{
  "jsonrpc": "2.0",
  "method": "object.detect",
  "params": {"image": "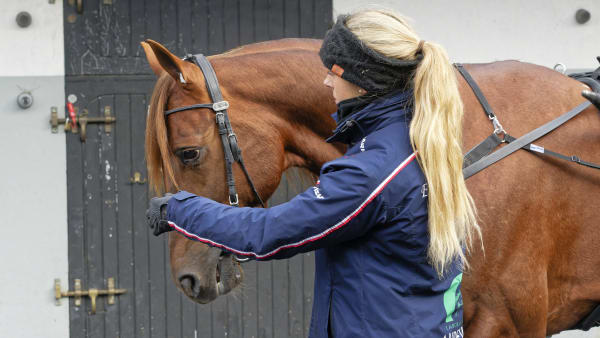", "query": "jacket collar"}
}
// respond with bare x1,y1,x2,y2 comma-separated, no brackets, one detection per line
326,89,413,144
